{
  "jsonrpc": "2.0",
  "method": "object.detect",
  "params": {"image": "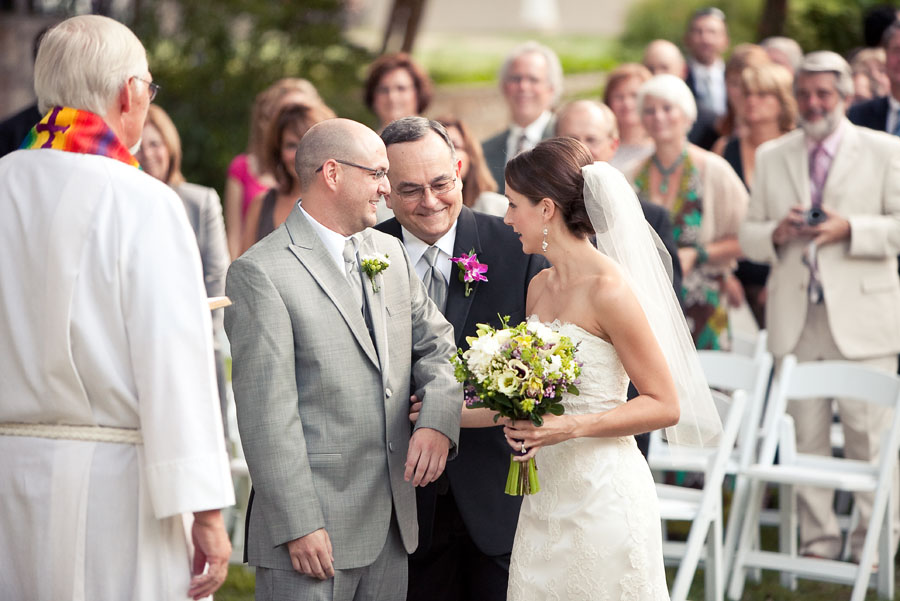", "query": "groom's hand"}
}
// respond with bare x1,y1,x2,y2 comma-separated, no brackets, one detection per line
286,528,335,580
405,427,450,486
